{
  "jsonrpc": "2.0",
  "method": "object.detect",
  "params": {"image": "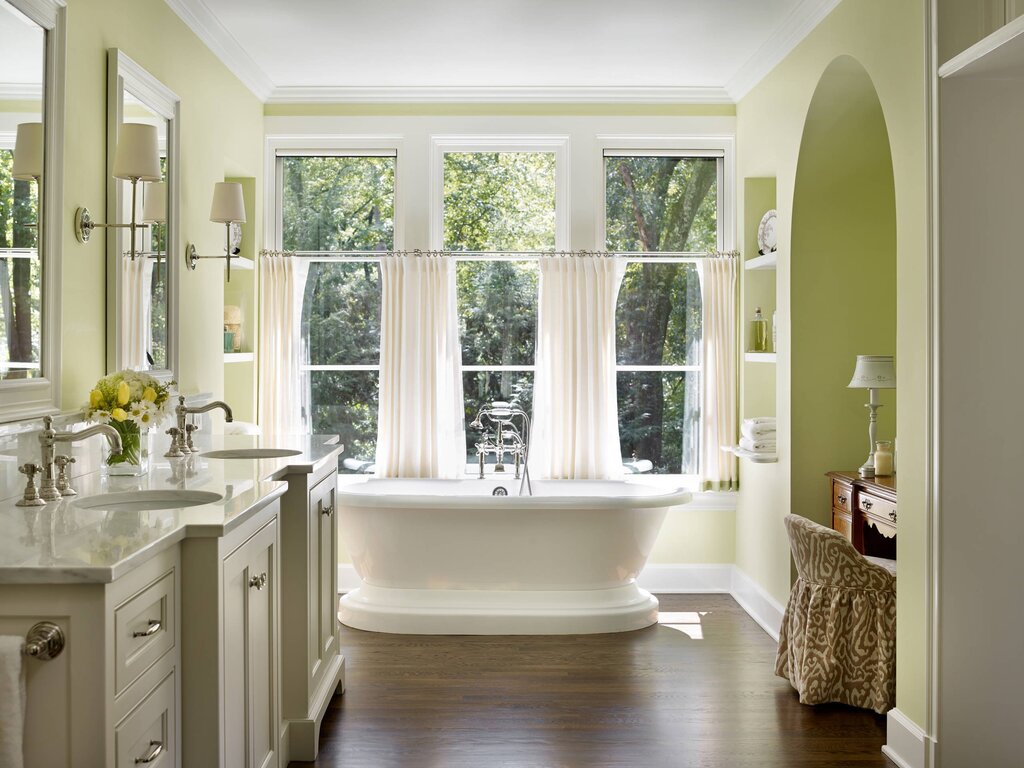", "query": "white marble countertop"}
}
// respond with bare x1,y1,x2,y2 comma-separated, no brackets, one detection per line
0,433,342,584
